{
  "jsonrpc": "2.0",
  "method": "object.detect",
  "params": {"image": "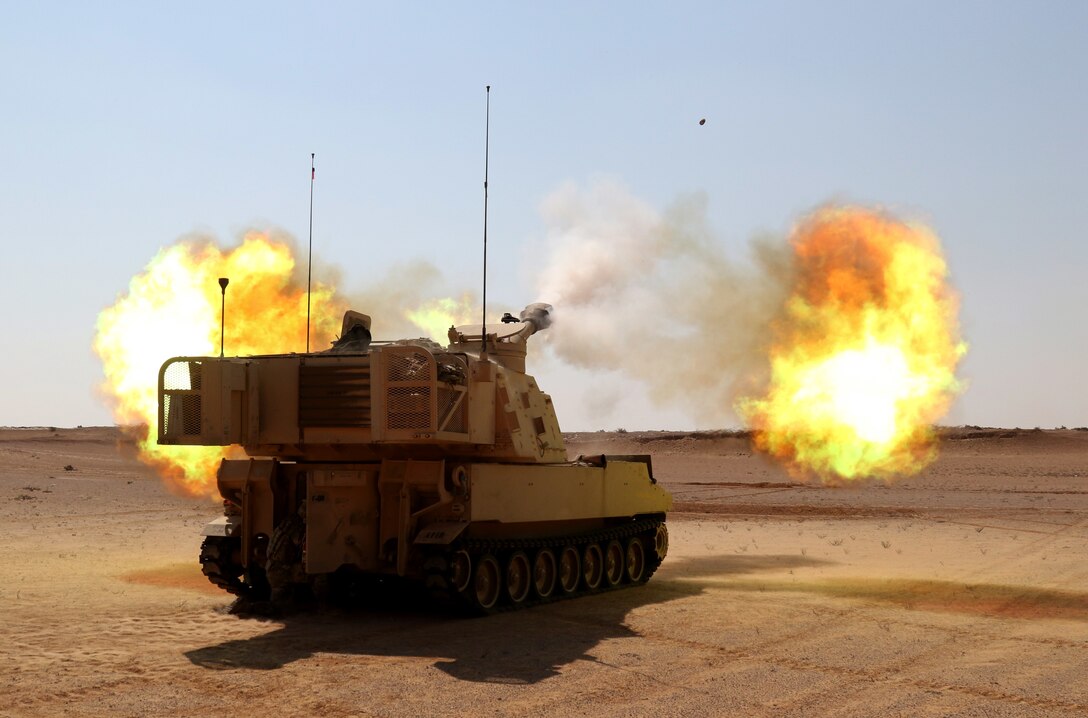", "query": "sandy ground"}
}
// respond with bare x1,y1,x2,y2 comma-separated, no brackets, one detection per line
1,426,1086,717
